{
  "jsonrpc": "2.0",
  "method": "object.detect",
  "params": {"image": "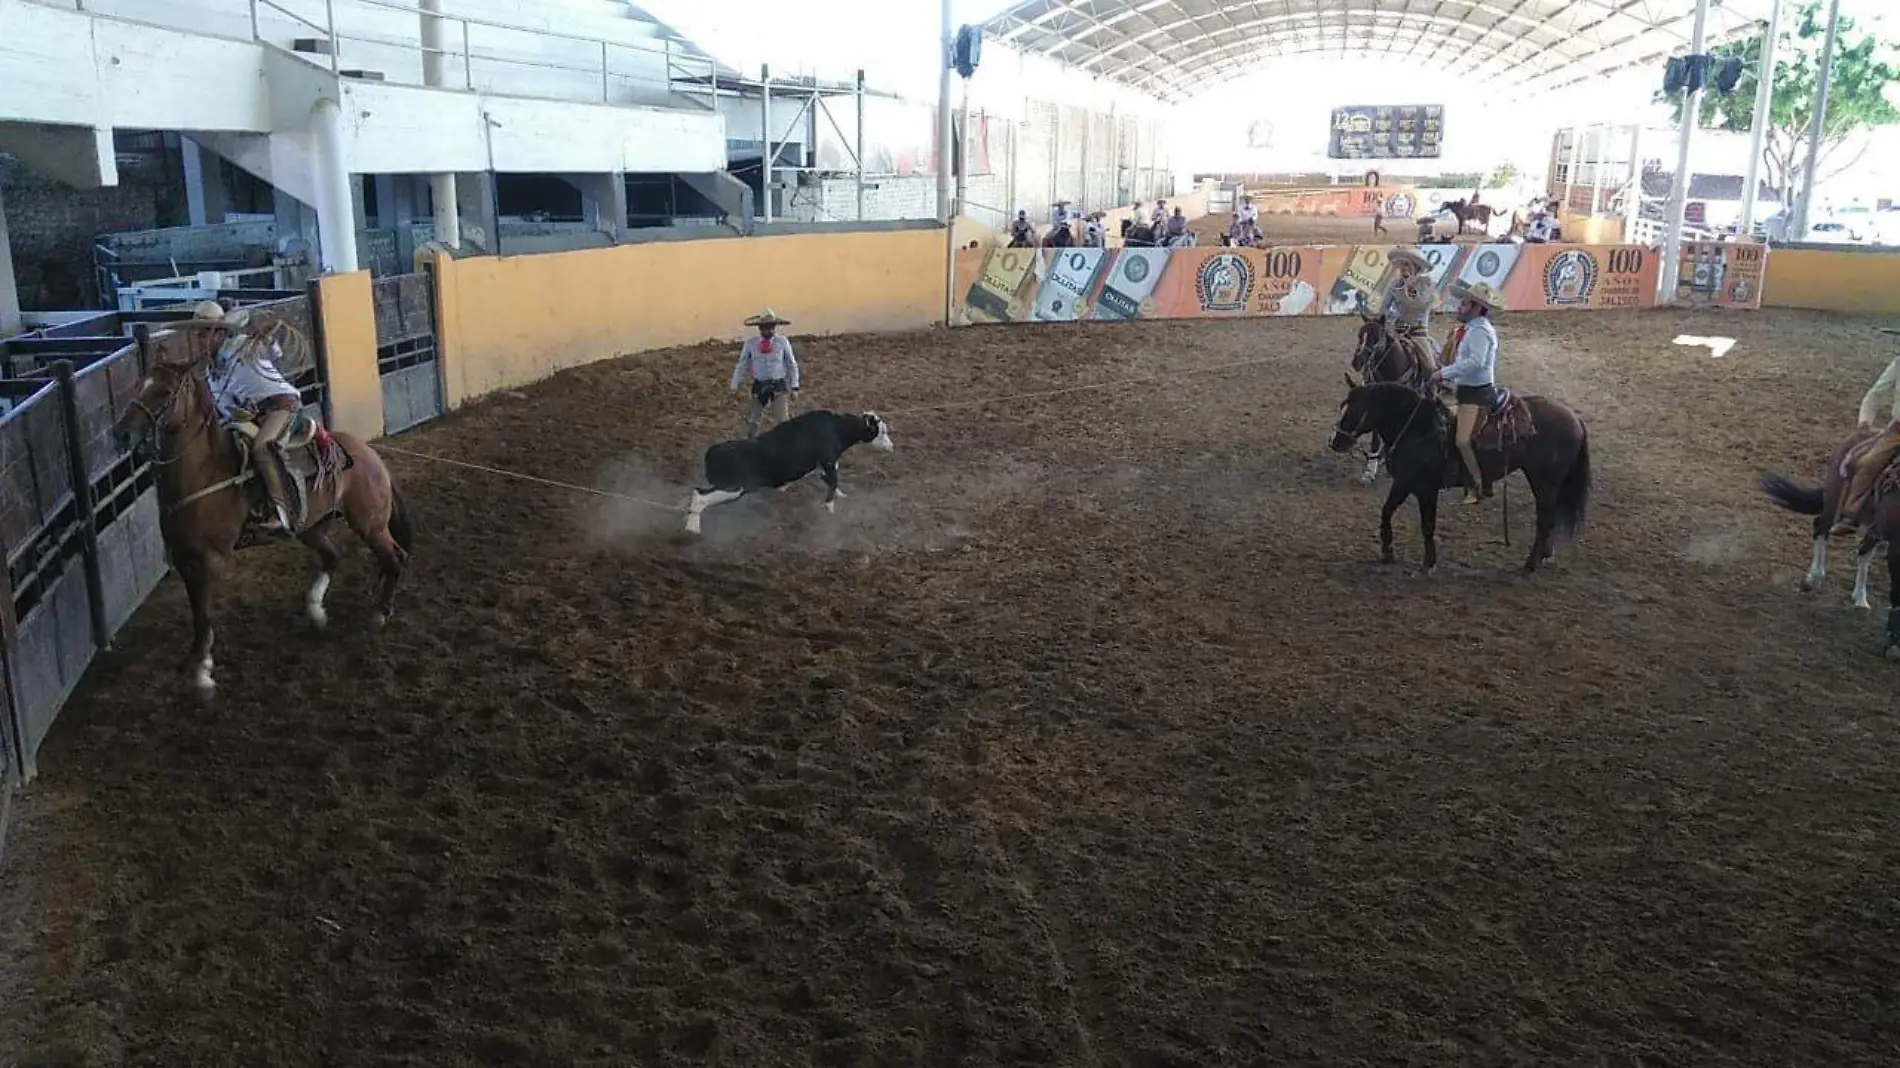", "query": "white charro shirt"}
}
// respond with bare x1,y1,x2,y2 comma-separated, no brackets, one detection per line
1438,315,1499,388
1859,356,1900,427
730,335,800,390
209,338,299,418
